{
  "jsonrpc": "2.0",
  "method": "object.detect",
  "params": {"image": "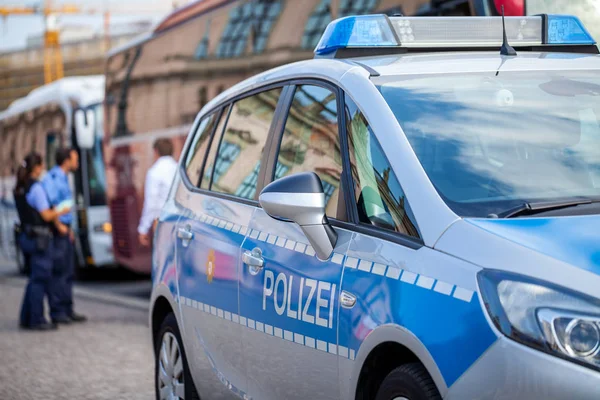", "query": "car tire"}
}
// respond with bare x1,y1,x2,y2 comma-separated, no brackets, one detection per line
375,363,442,400
155,312,200,400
